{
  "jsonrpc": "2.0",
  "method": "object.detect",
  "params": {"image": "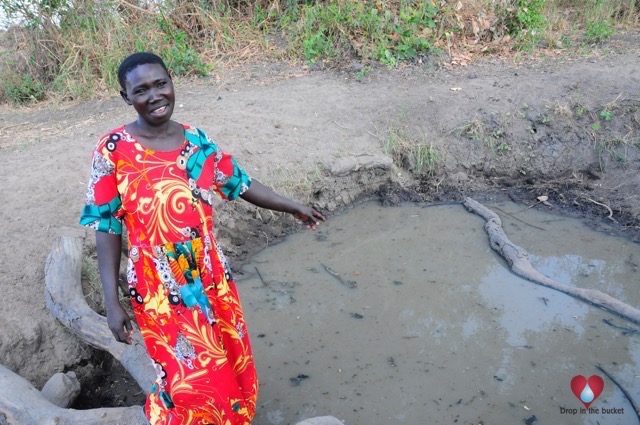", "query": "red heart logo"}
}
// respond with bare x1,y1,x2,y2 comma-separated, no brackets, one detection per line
571,375,604,408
